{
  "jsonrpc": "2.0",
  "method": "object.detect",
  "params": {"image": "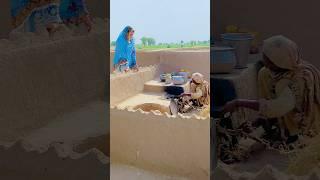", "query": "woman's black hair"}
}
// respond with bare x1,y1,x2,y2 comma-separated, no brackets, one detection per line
127,26,134,33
